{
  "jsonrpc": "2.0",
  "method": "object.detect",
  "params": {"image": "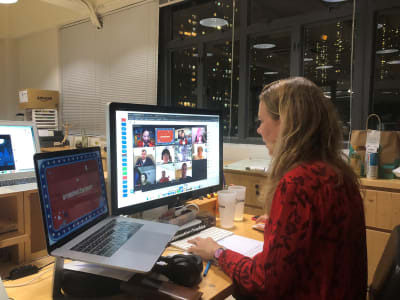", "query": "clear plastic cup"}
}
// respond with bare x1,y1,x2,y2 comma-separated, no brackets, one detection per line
228,185,246,221
217,190,237,229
